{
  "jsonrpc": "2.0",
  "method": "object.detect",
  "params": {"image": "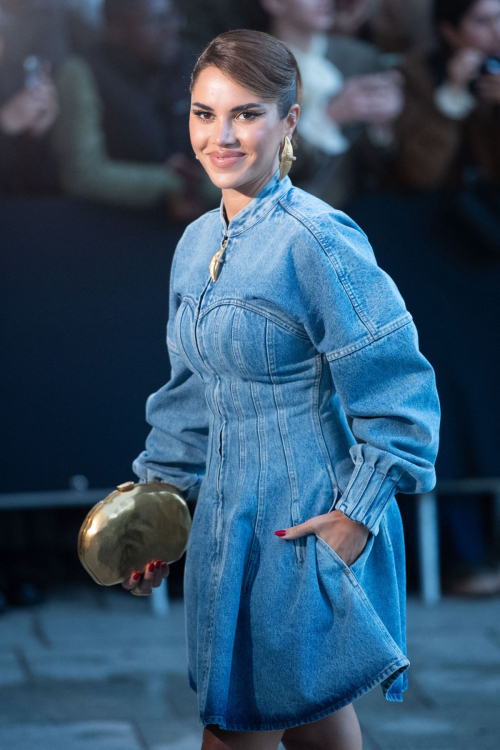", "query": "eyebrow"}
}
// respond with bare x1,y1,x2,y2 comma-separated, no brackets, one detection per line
191,102,265,112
